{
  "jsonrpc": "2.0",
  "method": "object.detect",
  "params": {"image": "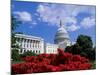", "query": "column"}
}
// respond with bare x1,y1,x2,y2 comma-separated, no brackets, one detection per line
19,38,22,54
30,40,31,48
22,38,24,48
29,39,31,51
37,41,38,48
28,39,30,48
27,39,30,51
30,40,32,48
35,40,37,54
21,39,25,54
33,40,34,48
38,41,40,48
31,40,33,49
33,40,35,52
27,39,29,48
24,39,26,48
18,38,21,46
38,41,40,54
35,40,37,48
25,39,28,52
26,39,28,48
